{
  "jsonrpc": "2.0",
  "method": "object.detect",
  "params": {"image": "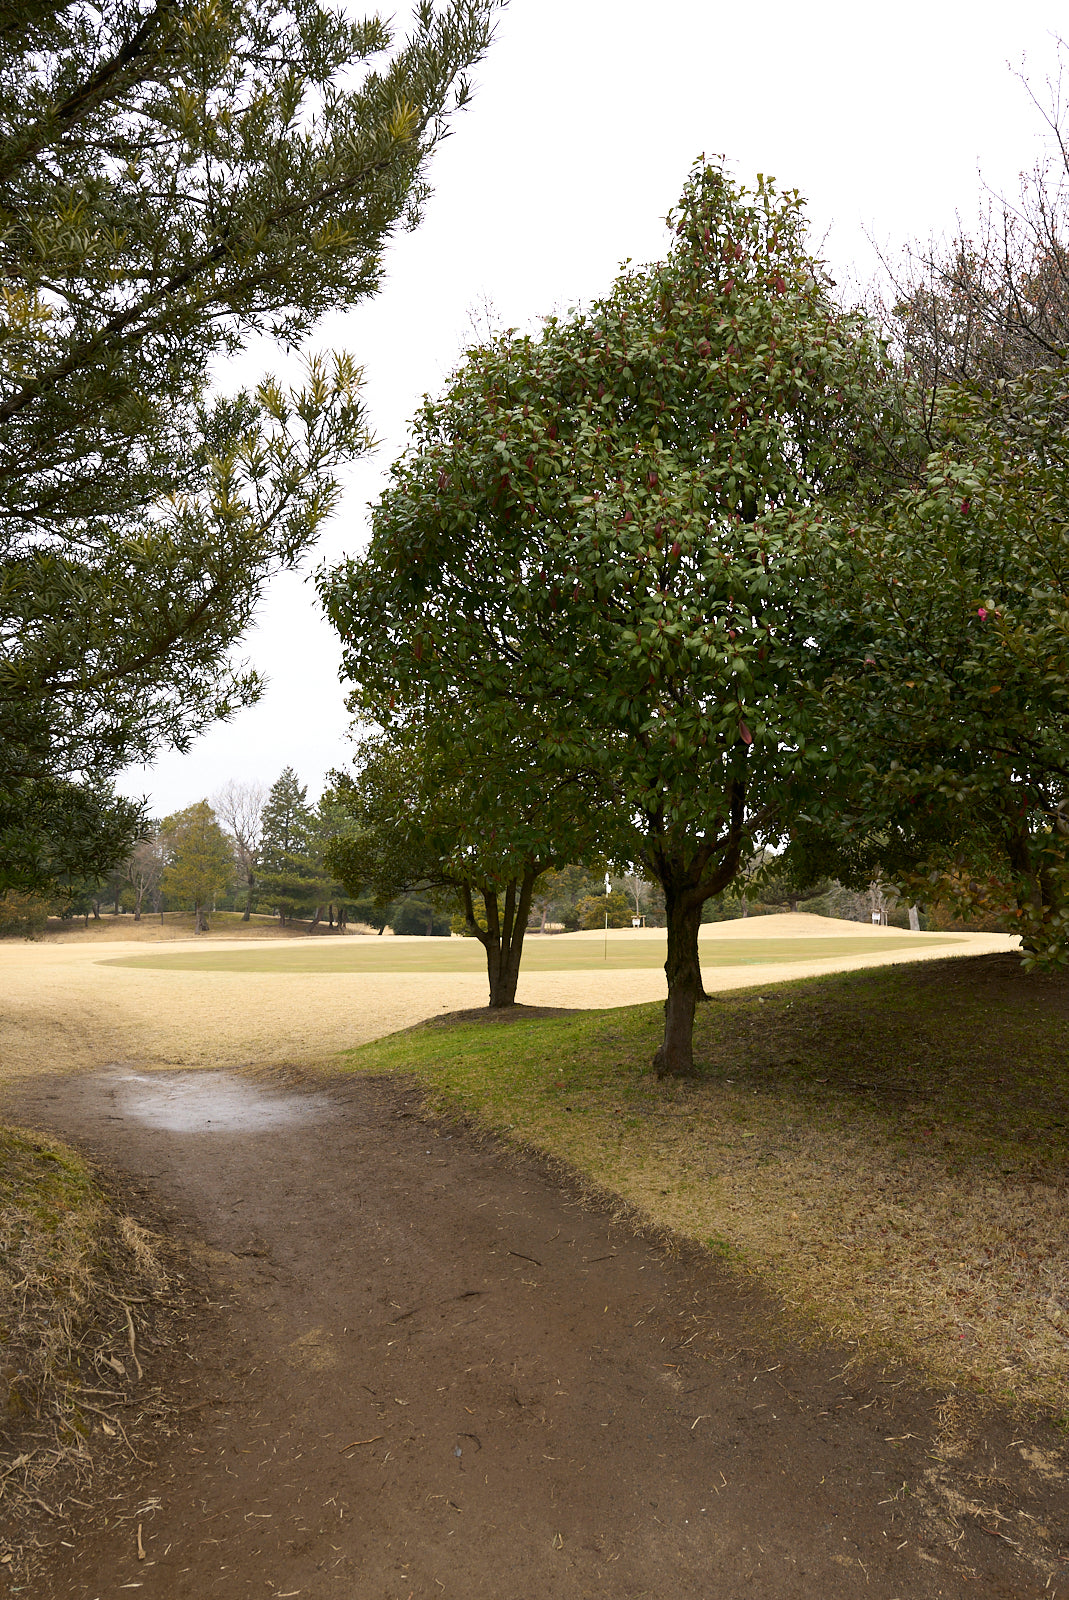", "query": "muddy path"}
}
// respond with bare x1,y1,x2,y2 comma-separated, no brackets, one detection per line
6,1068,1065,1599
